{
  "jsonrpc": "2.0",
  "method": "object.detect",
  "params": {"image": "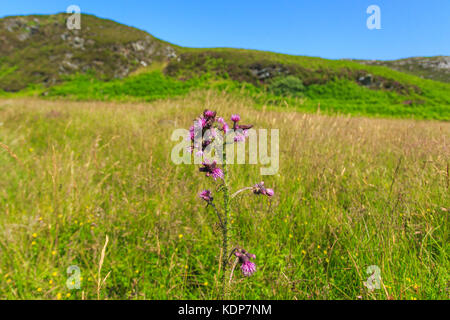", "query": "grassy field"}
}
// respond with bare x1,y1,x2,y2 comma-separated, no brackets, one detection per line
0,92,448,300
